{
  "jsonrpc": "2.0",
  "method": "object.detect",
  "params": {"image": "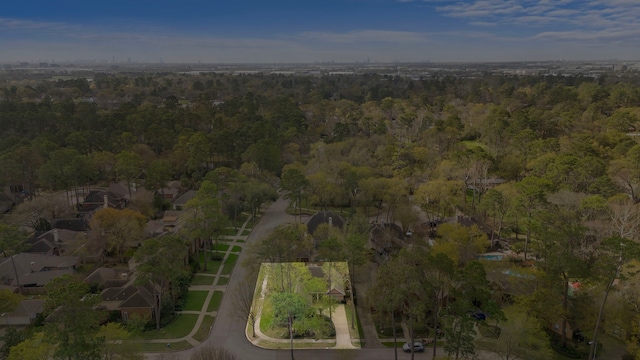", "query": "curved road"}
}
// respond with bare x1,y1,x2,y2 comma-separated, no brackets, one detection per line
147,197,450,360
